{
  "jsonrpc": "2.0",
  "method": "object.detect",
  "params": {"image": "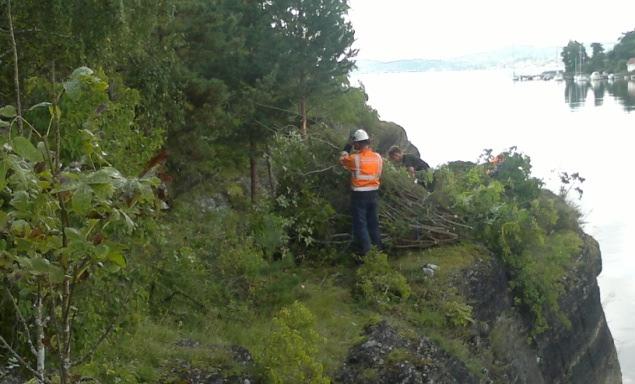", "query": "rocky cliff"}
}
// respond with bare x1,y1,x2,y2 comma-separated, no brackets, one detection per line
335,233,621,383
